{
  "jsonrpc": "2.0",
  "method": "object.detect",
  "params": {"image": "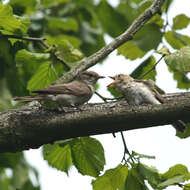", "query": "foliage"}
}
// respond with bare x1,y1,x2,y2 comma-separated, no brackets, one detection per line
0,0,190,189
